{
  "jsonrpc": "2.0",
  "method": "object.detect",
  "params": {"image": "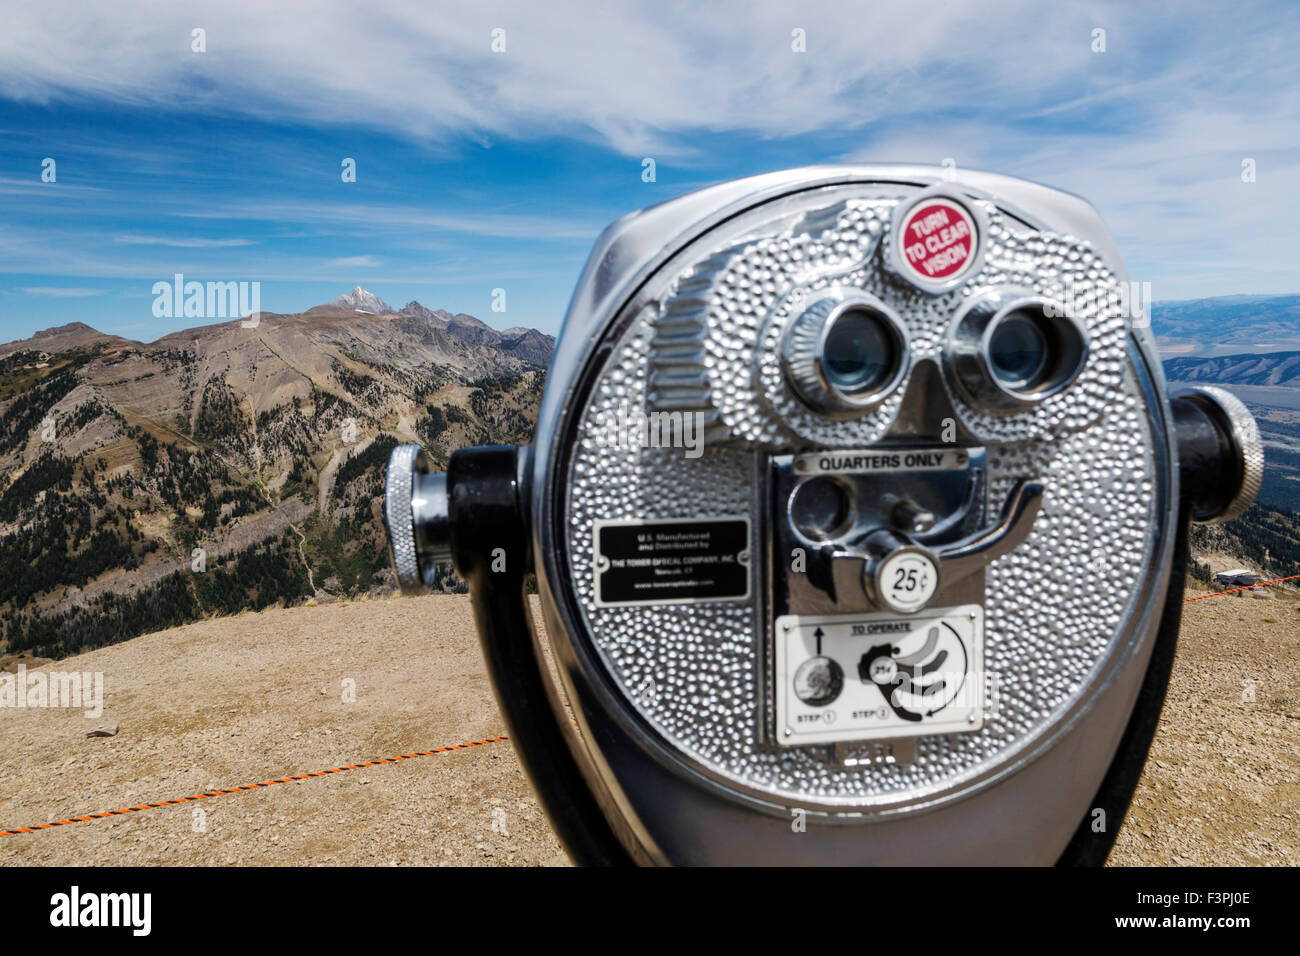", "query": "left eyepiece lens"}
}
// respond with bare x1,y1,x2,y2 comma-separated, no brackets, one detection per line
783,295,909,417
822,308,898,396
